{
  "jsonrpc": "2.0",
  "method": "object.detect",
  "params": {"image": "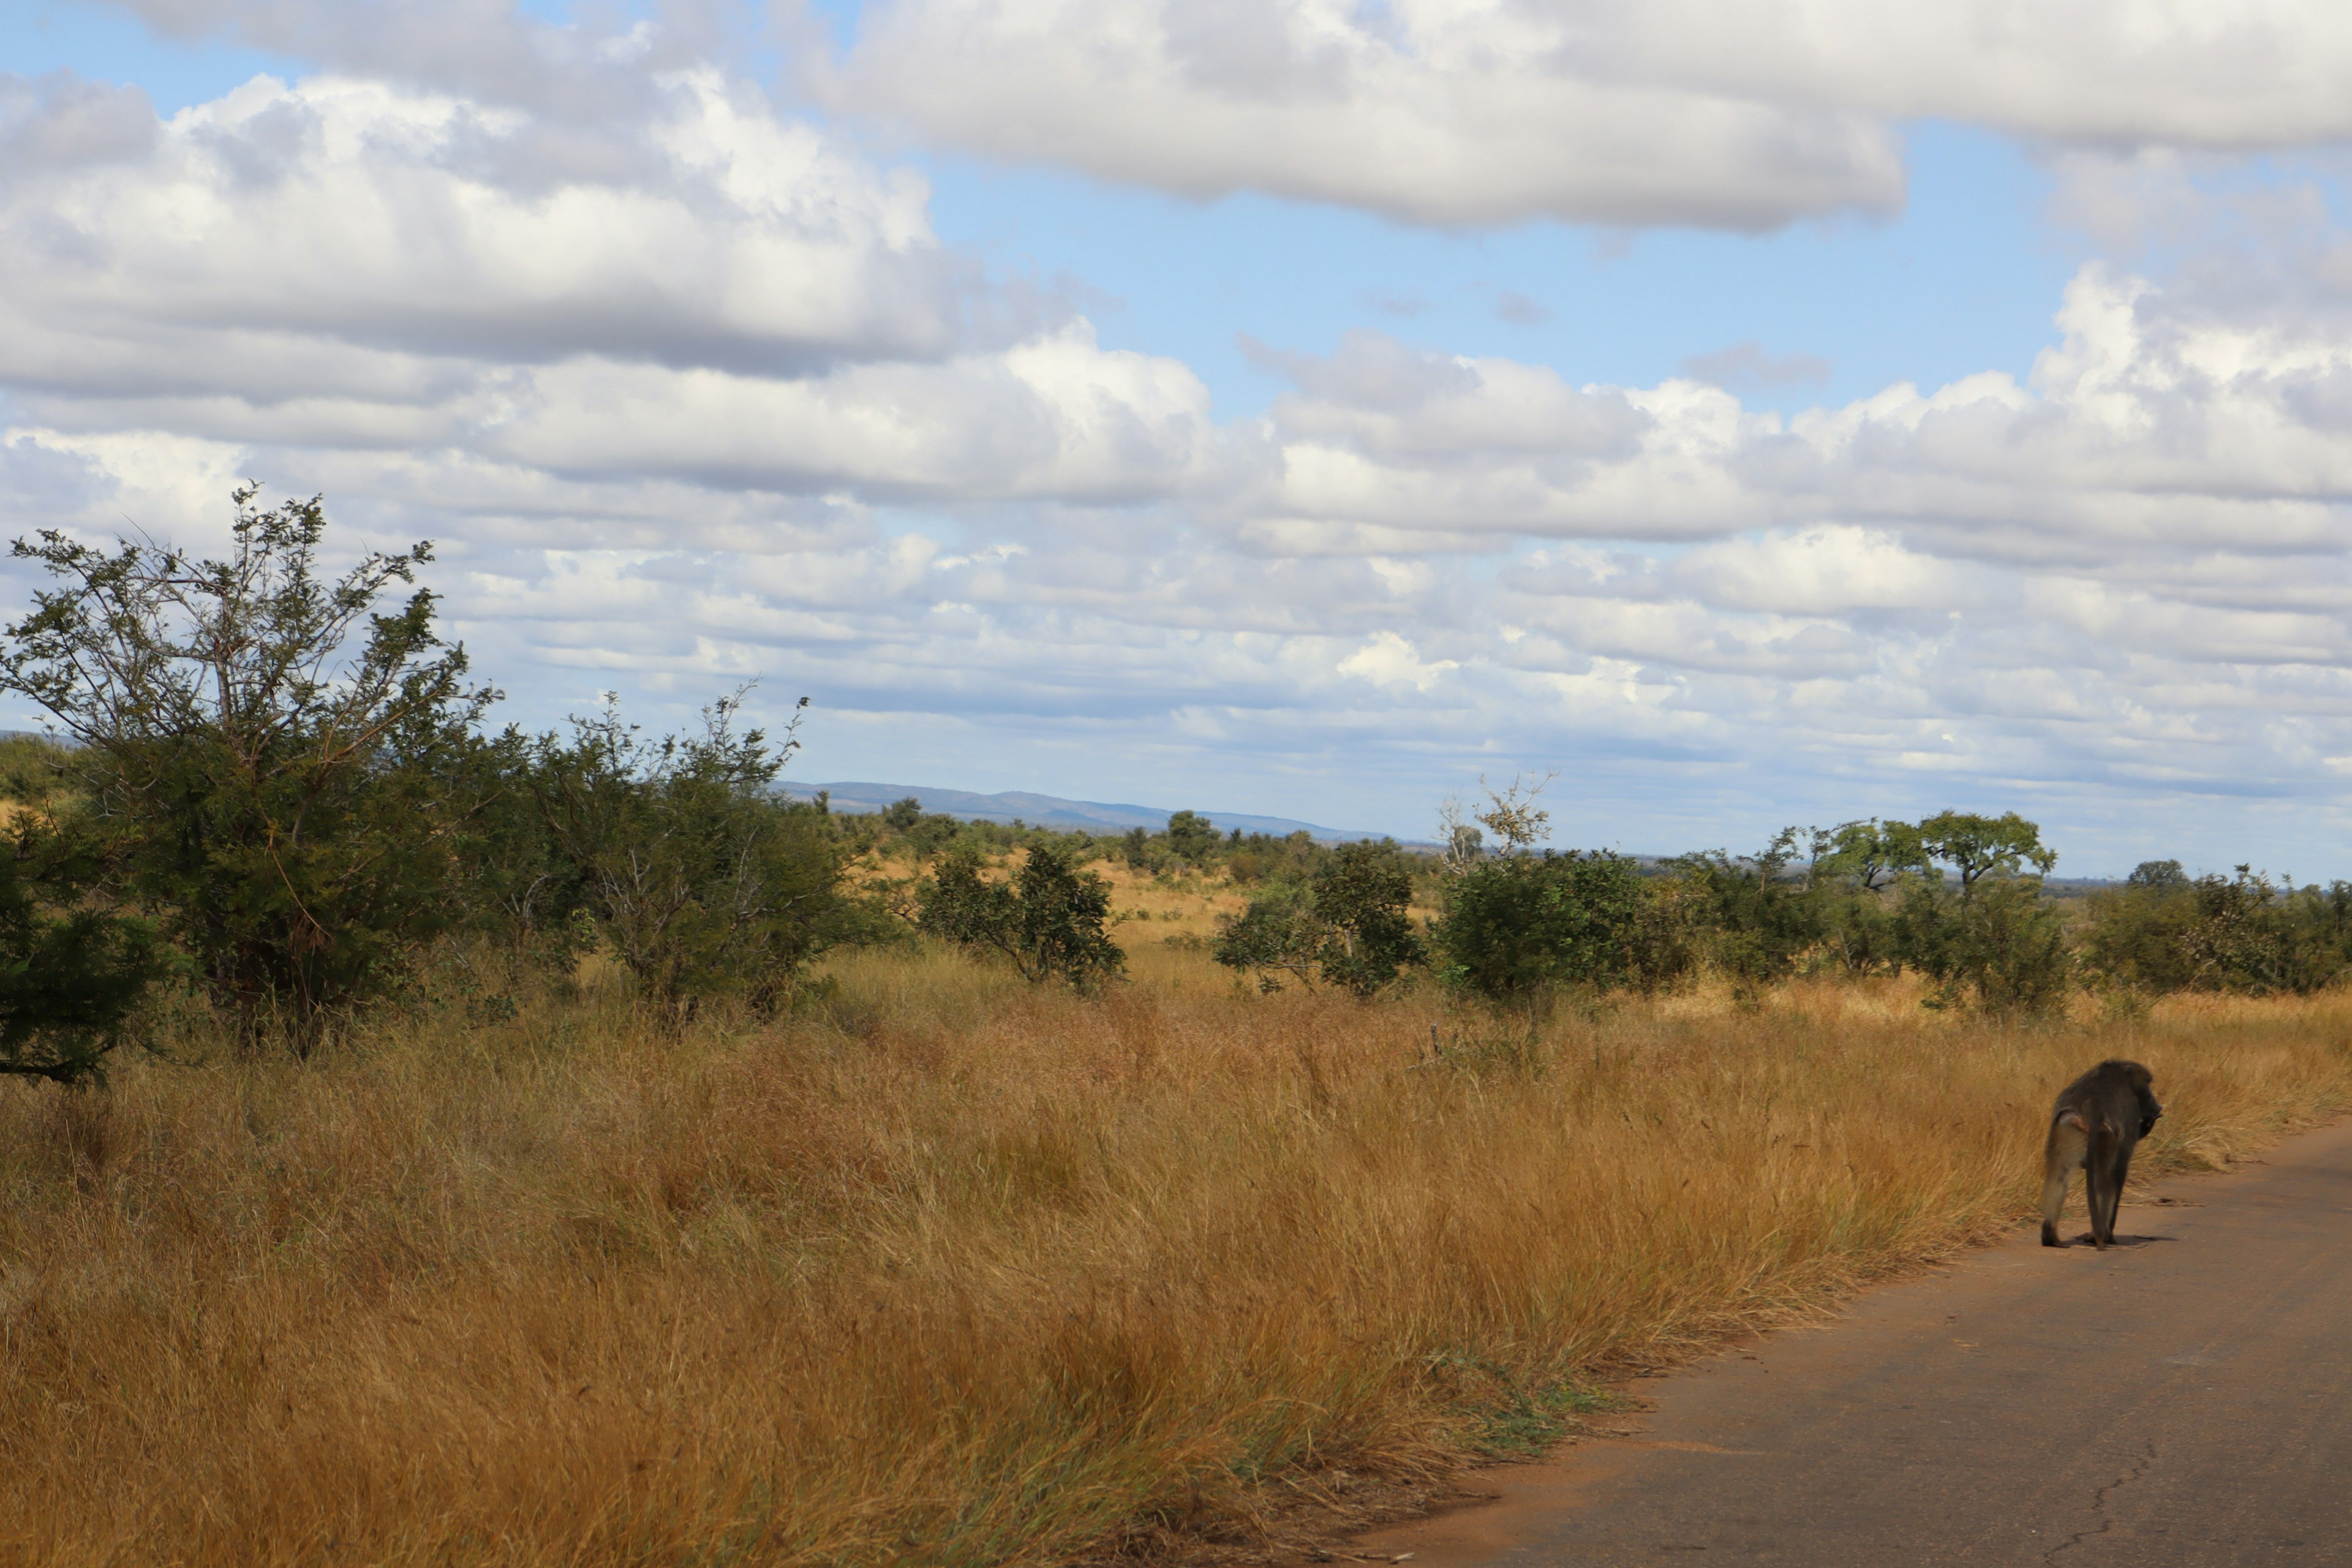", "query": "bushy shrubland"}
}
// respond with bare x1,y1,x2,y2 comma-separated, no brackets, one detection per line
1668,831,1823,995
1209,887,1323,992
1894,876,2073,1014
1425,810,2077,1016
525,693,849,1020
10,484,2352,1077
0,489,857,1058
2082,865,2352,997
